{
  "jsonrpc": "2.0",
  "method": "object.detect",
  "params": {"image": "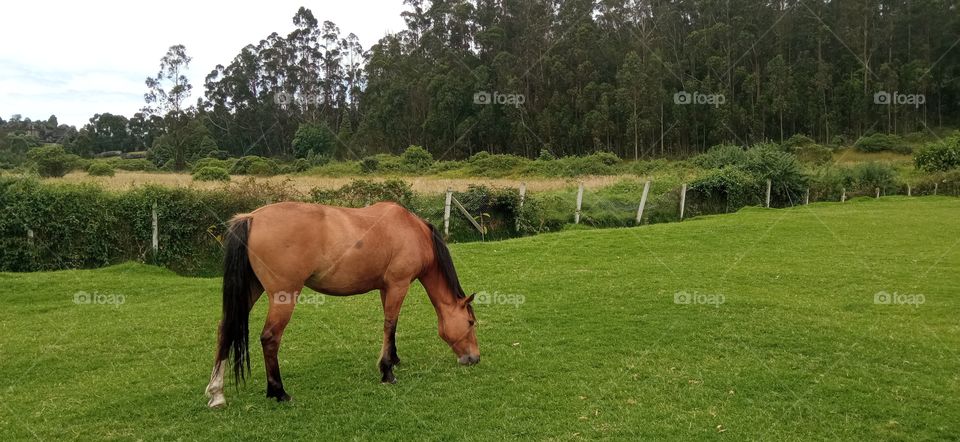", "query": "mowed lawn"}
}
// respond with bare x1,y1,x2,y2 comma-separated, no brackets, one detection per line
1,197,958,440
